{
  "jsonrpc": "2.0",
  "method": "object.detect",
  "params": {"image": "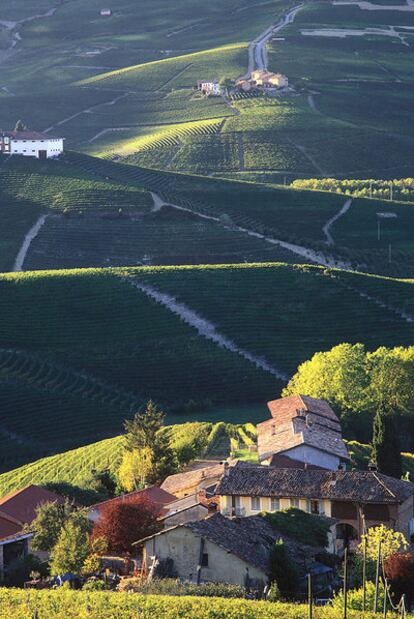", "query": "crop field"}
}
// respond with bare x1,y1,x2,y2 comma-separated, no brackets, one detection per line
0,589,383,619
0,421,256,497
0,264,414,470
23,207,300,271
